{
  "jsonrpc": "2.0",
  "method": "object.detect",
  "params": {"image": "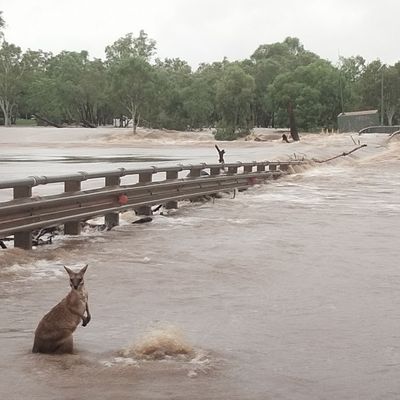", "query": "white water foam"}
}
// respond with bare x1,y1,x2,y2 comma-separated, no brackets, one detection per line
98,325,213,377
